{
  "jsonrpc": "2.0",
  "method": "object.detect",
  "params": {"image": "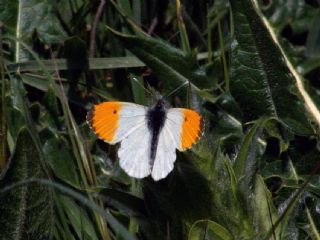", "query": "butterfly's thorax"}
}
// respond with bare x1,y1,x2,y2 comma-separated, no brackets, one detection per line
146,99,167,165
